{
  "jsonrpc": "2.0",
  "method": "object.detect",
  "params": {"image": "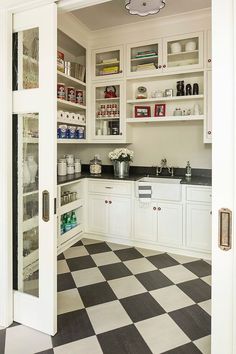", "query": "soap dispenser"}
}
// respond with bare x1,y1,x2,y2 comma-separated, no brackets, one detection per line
185,161,192,177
